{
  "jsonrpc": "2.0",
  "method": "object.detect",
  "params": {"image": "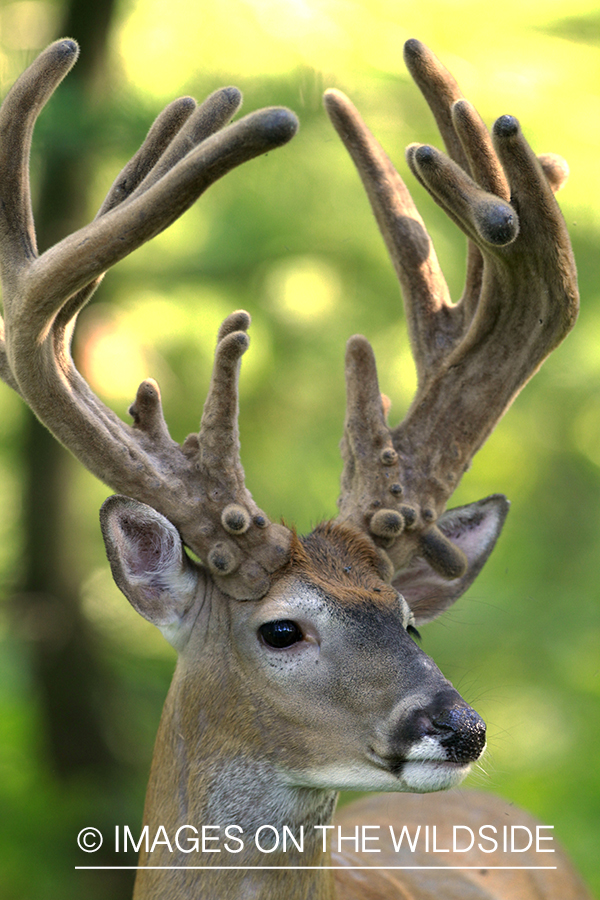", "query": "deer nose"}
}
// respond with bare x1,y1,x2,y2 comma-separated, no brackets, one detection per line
430,704,487,762
399,690,487,763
